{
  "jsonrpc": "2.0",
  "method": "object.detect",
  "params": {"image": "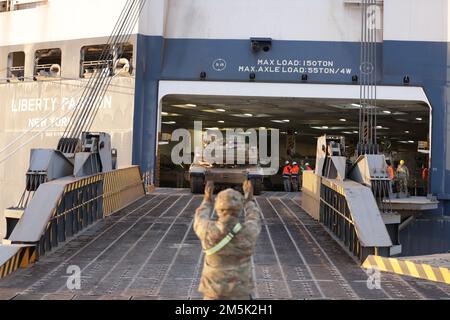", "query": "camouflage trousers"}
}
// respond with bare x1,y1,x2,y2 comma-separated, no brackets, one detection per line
398,177,408,194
